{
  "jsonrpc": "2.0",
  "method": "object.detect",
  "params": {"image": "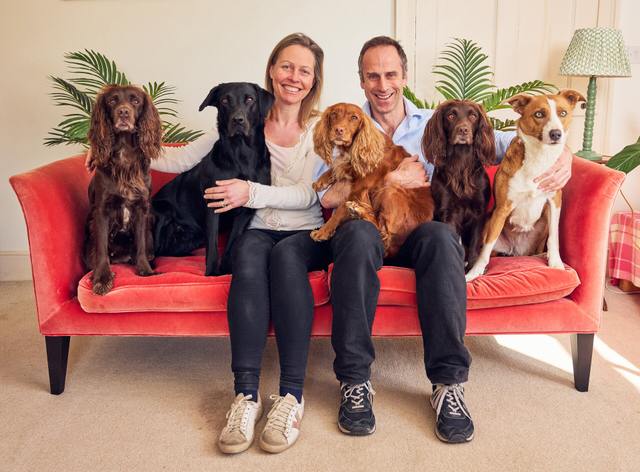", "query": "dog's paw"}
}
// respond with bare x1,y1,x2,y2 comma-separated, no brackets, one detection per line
345,201,362,219
92,274,114,296
312,181,327,192
465,266,485,282
310,228,331,242
547,255,564,270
